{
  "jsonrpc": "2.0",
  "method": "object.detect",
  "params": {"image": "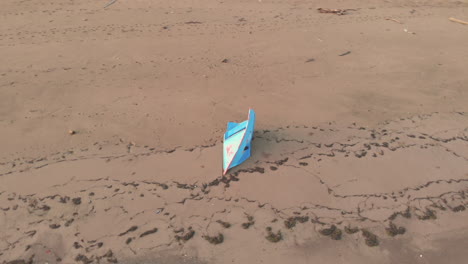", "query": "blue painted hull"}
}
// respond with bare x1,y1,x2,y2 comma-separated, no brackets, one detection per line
223,109,256,175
